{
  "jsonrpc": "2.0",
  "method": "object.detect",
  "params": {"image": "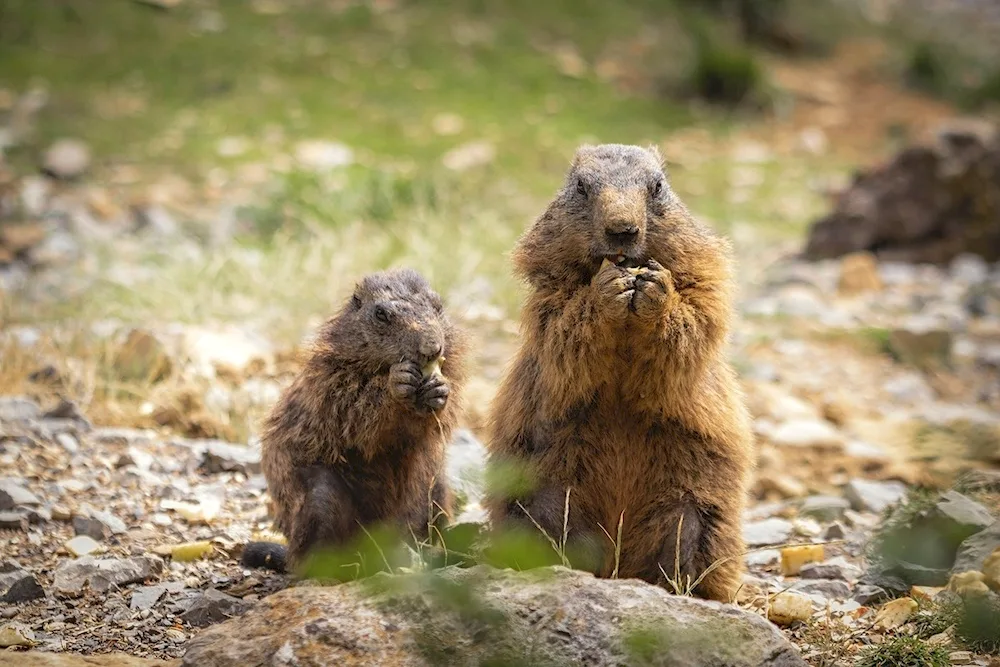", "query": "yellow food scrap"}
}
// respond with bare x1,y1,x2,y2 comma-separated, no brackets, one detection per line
874,597,917,630
767,591,813,626
779,544,825,576
421,356,445,379
170,541,215,562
